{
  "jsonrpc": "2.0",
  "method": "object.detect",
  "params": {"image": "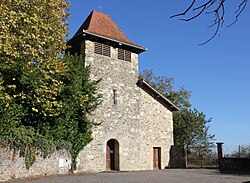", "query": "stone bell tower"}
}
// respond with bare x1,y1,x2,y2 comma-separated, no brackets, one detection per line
68,10,146,171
